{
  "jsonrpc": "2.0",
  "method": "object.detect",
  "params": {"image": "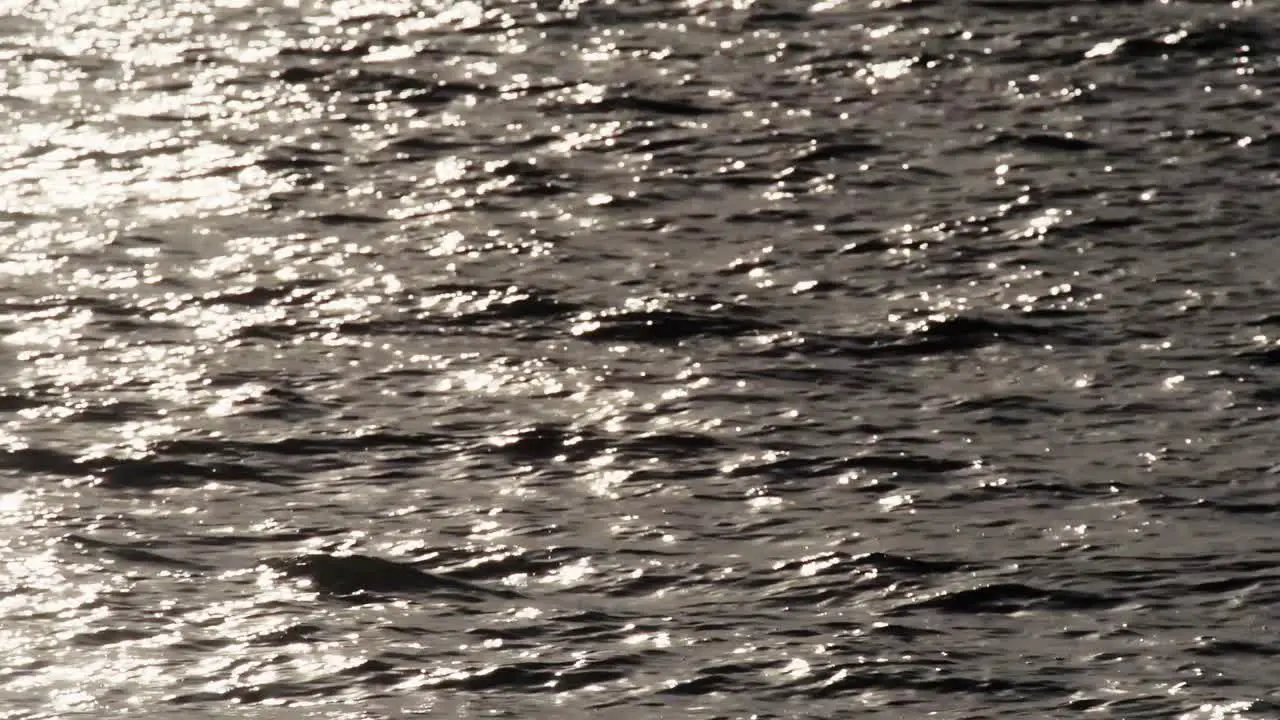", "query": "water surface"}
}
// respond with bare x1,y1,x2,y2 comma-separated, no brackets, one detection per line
1,0,1278,718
